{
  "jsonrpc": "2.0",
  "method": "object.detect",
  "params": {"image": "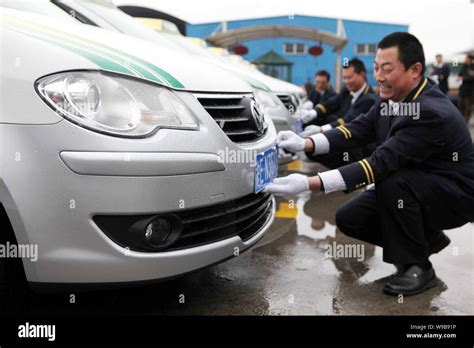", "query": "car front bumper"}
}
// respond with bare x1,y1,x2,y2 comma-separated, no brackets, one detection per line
0,92,277,284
